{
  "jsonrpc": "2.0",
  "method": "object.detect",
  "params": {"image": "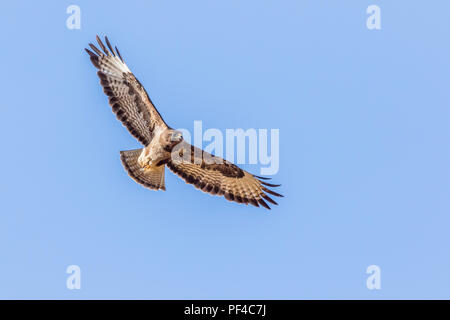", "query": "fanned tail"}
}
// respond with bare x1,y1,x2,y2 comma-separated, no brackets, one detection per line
120,149,166,191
